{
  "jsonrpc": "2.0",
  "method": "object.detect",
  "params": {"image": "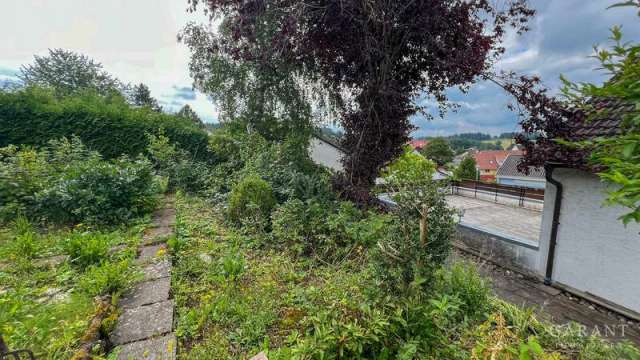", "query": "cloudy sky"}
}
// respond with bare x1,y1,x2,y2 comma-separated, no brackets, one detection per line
1,1,639,134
